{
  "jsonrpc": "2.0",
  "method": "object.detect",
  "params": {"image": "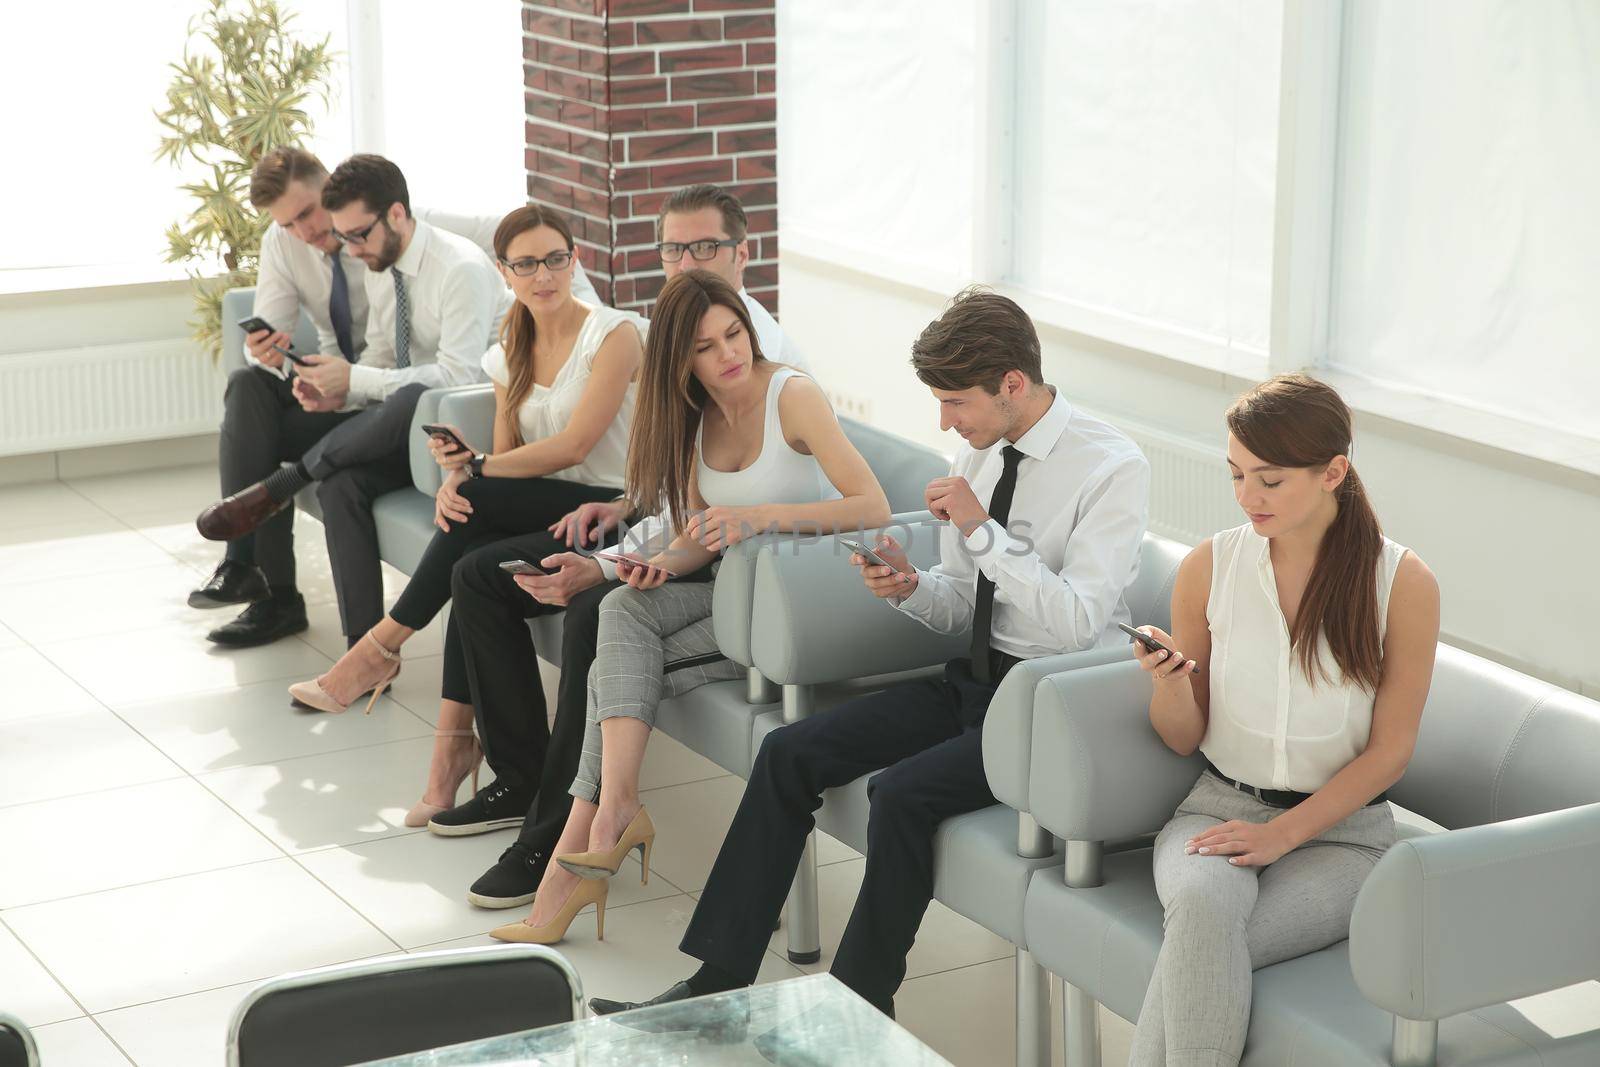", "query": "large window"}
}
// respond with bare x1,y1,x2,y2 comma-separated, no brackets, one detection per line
0,0,519,289
1328,0,1600,438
